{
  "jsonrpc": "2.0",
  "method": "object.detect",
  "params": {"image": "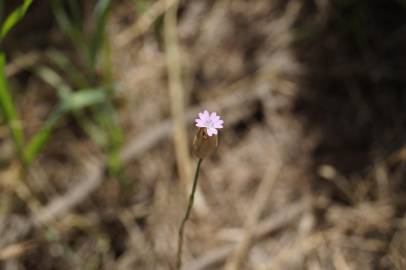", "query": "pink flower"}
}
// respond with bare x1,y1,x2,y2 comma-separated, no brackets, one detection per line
195,110,224,136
